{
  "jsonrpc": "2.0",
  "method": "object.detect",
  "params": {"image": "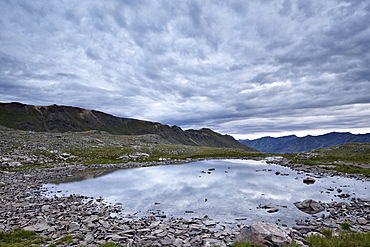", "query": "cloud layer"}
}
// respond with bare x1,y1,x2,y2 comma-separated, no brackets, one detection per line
1,0,369,139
